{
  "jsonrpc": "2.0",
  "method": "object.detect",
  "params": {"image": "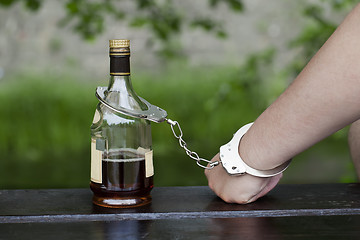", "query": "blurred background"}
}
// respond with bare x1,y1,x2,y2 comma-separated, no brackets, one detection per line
0,0,358,189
